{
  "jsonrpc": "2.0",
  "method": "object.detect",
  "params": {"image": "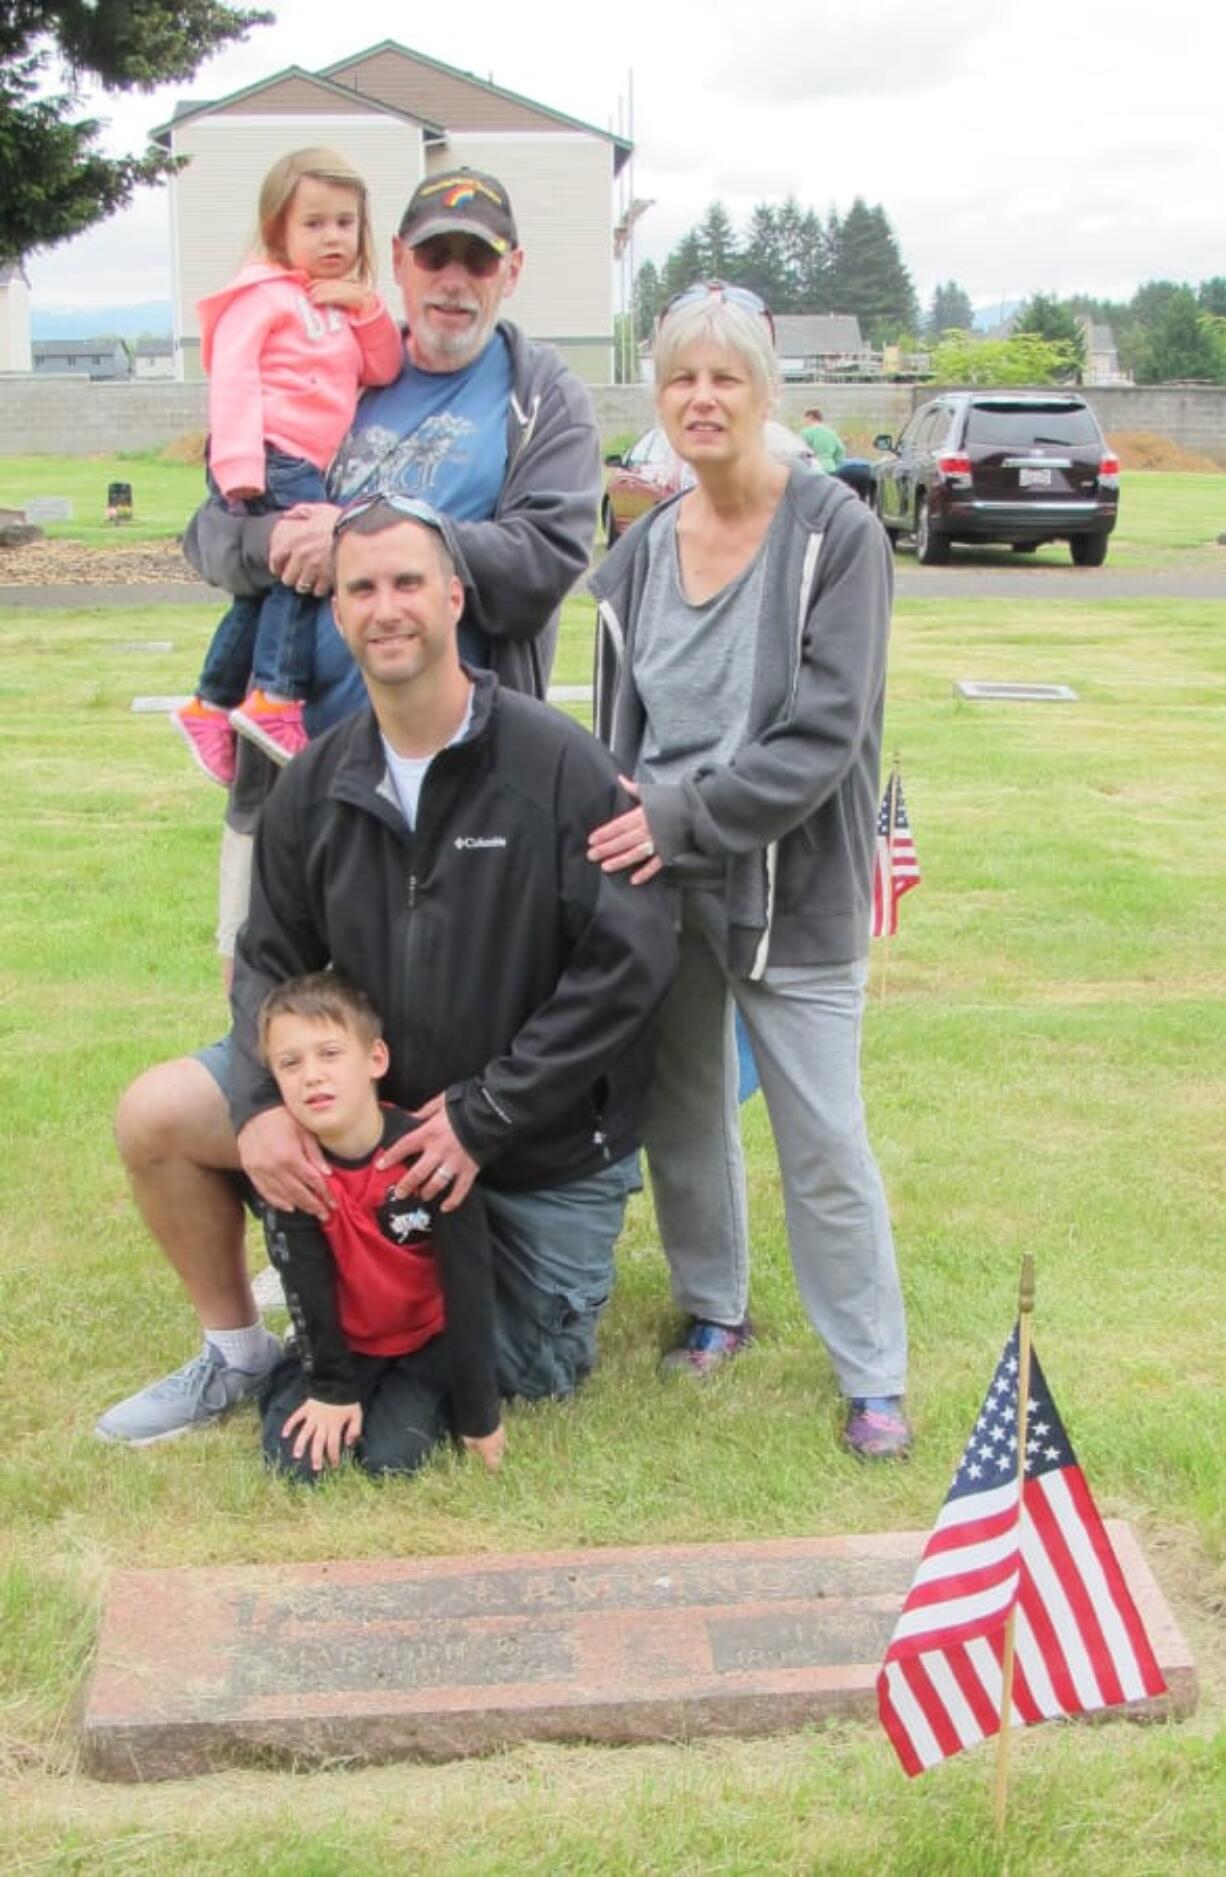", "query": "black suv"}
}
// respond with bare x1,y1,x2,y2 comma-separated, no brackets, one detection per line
872,393,1120,566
